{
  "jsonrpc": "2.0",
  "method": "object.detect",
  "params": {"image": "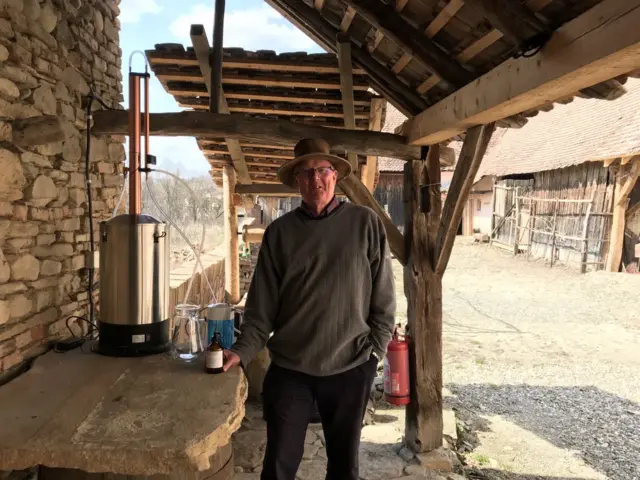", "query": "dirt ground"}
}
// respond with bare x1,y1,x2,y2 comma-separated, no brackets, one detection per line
392,237,640,480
